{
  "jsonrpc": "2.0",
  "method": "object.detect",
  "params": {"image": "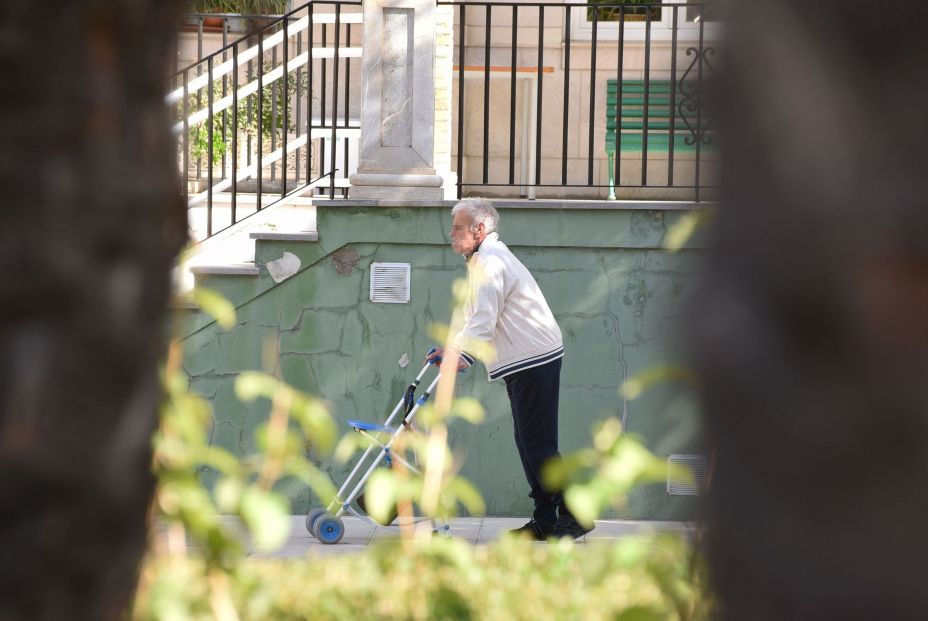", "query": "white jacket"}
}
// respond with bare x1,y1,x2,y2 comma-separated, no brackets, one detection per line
452,232,564,381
